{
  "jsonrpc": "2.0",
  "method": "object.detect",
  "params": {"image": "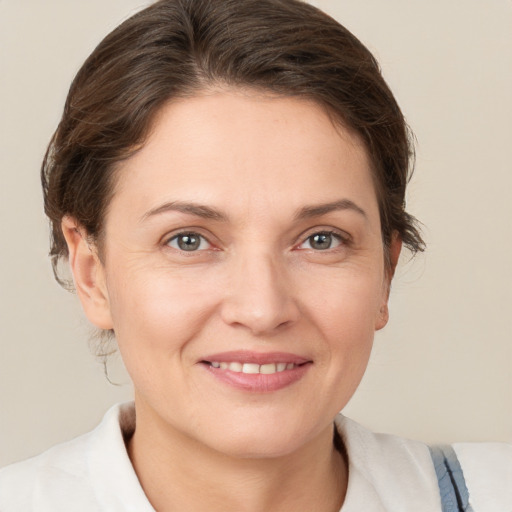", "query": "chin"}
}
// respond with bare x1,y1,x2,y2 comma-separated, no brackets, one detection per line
208,432,308,459
192,412,329,460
